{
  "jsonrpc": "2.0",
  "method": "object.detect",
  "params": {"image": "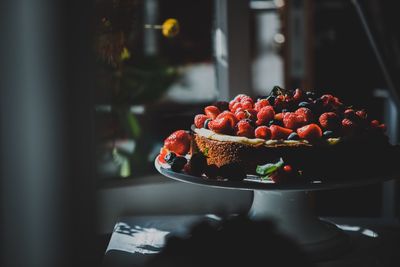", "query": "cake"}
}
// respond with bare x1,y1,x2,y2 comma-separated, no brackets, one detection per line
158,87,397,182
